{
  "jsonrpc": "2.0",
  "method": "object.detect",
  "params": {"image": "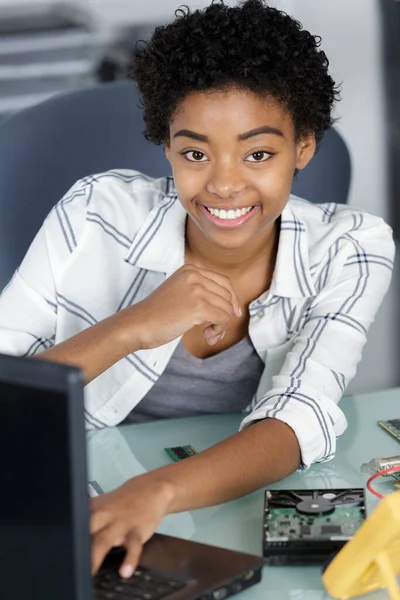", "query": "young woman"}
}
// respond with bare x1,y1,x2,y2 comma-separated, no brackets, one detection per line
0,0,394,578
